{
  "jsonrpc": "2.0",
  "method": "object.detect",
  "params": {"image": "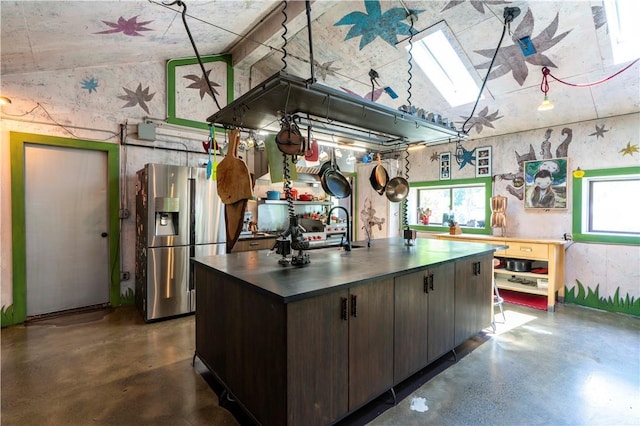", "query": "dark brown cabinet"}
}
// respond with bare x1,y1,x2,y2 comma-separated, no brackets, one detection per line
288,278,394,422
394,262,455,384
347,279,394,411
427,262,456,362
193,243,494,425
287,290,349,424
454,254,493,346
